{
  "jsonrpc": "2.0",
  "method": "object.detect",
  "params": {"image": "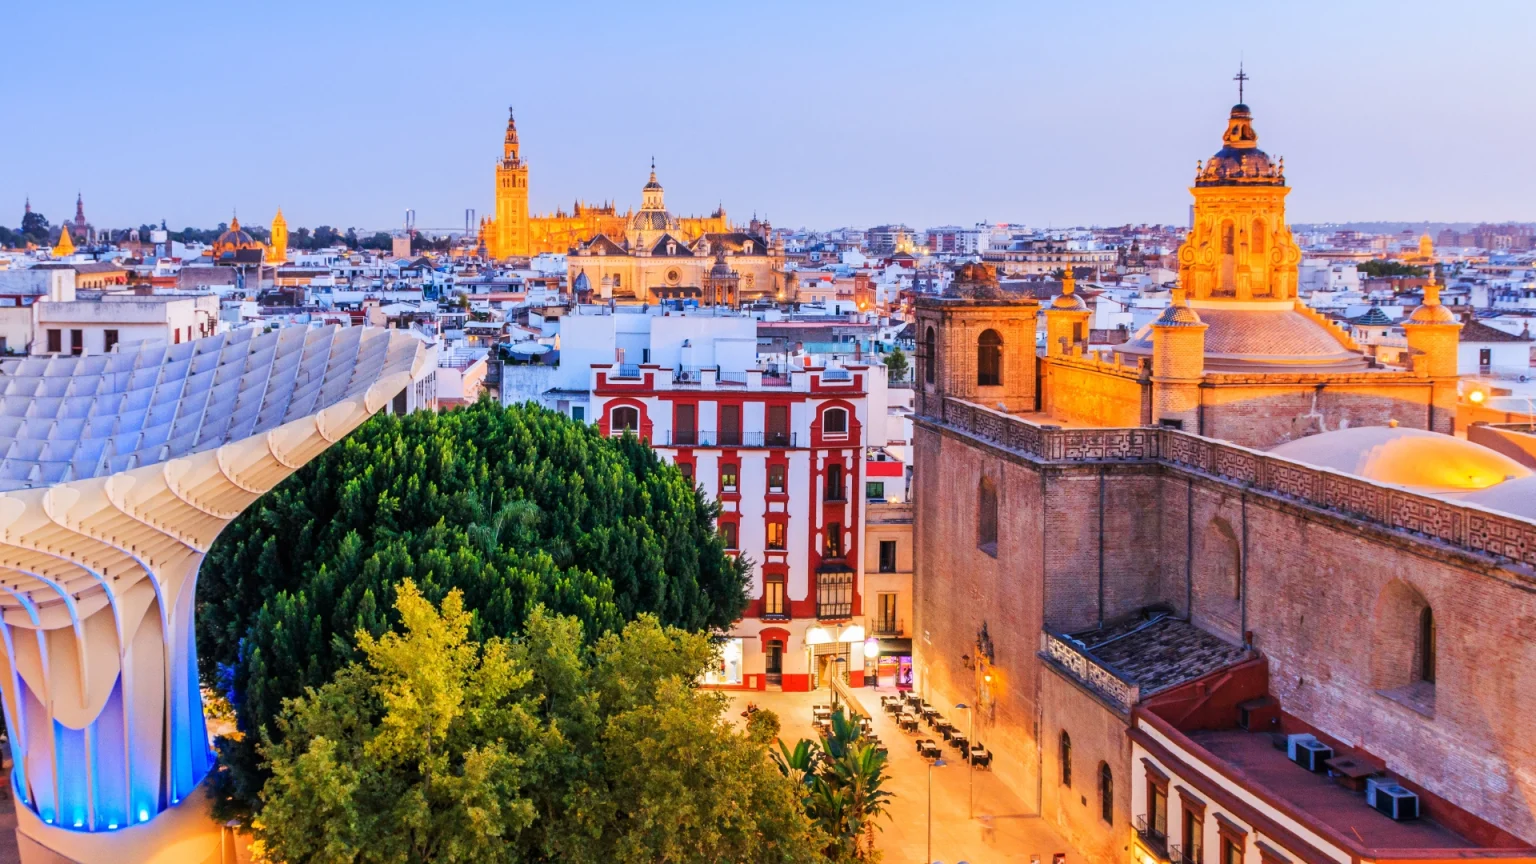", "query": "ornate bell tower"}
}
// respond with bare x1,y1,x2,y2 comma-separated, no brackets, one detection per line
492,107,530,259
1177,74,1302,302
